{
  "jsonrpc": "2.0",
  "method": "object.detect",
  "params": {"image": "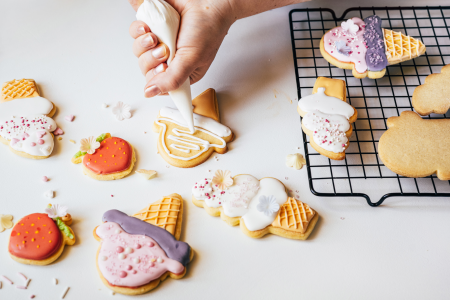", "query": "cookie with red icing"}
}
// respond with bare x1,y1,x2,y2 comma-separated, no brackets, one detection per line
71,133,136,181
8,204,75,266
